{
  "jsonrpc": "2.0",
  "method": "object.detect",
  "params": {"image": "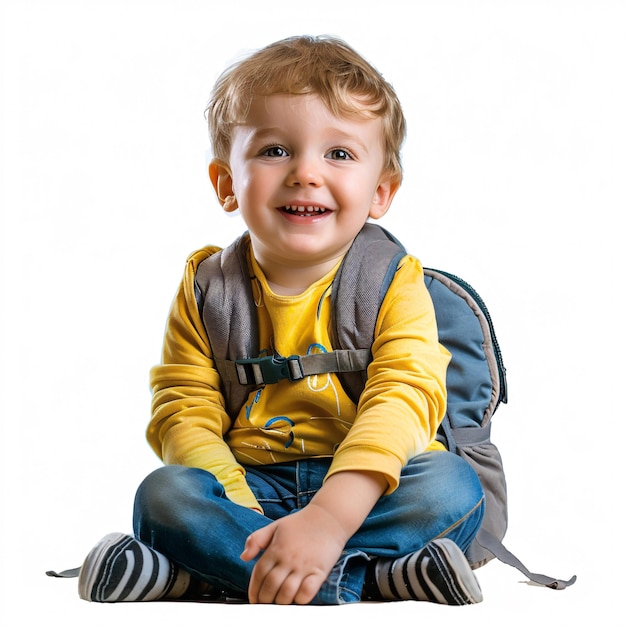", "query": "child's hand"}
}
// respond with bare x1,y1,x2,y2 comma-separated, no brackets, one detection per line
241,503,347,604
241,469,387,604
